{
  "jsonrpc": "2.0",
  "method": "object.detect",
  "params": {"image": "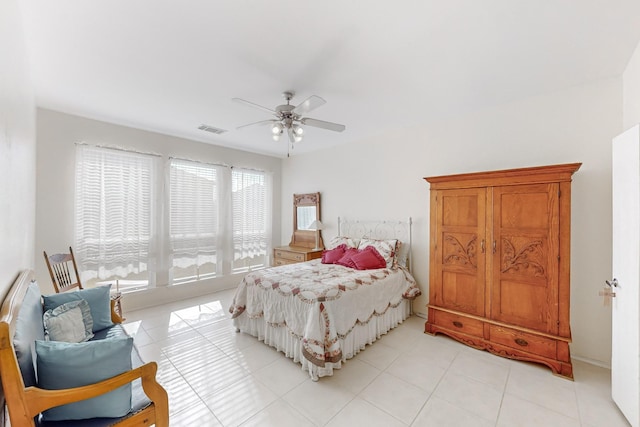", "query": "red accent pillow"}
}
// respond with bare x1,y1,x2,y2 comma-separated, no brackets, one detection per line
352,246,387,270
322,244,346,264
335,247,359,268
